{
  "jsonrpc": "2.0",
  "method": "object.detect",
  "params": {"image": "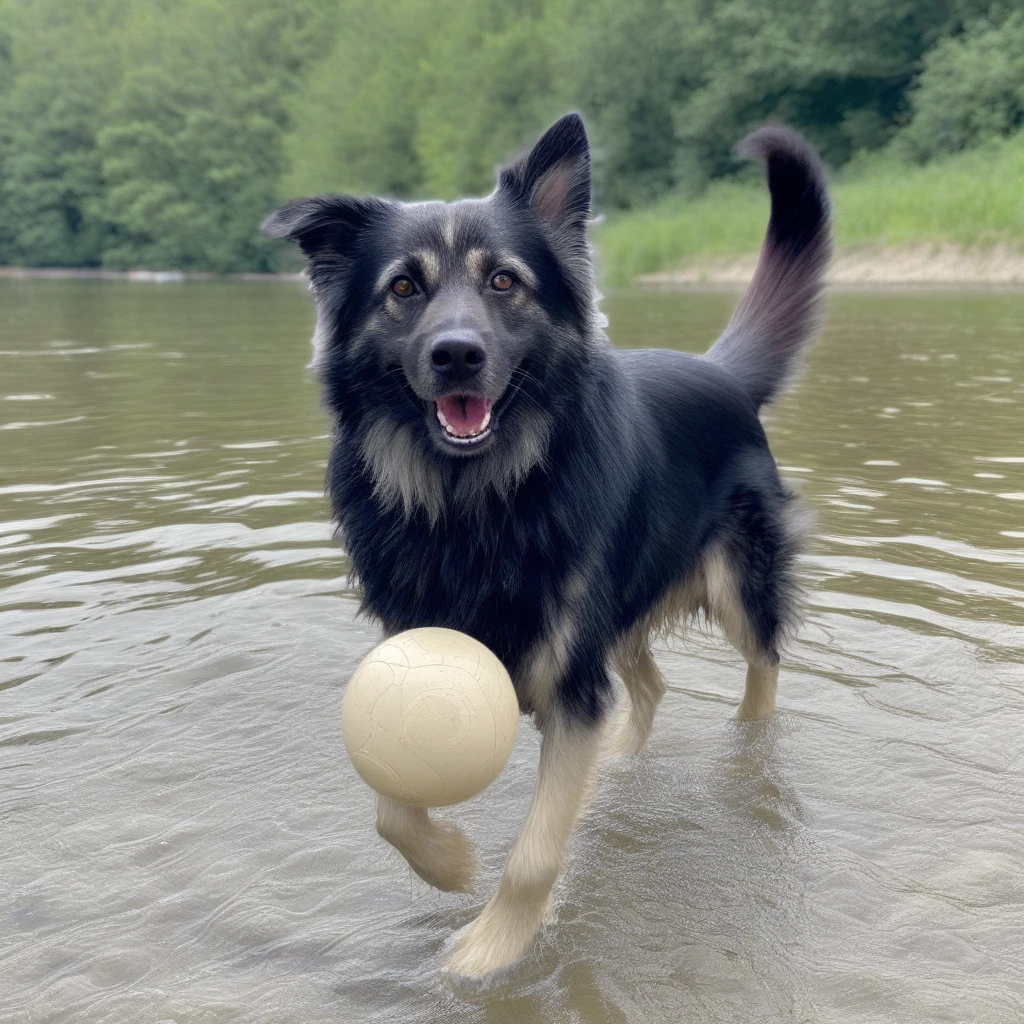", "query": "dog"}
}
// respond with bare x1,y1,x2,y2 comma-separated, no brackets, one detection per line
263,113,831,977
